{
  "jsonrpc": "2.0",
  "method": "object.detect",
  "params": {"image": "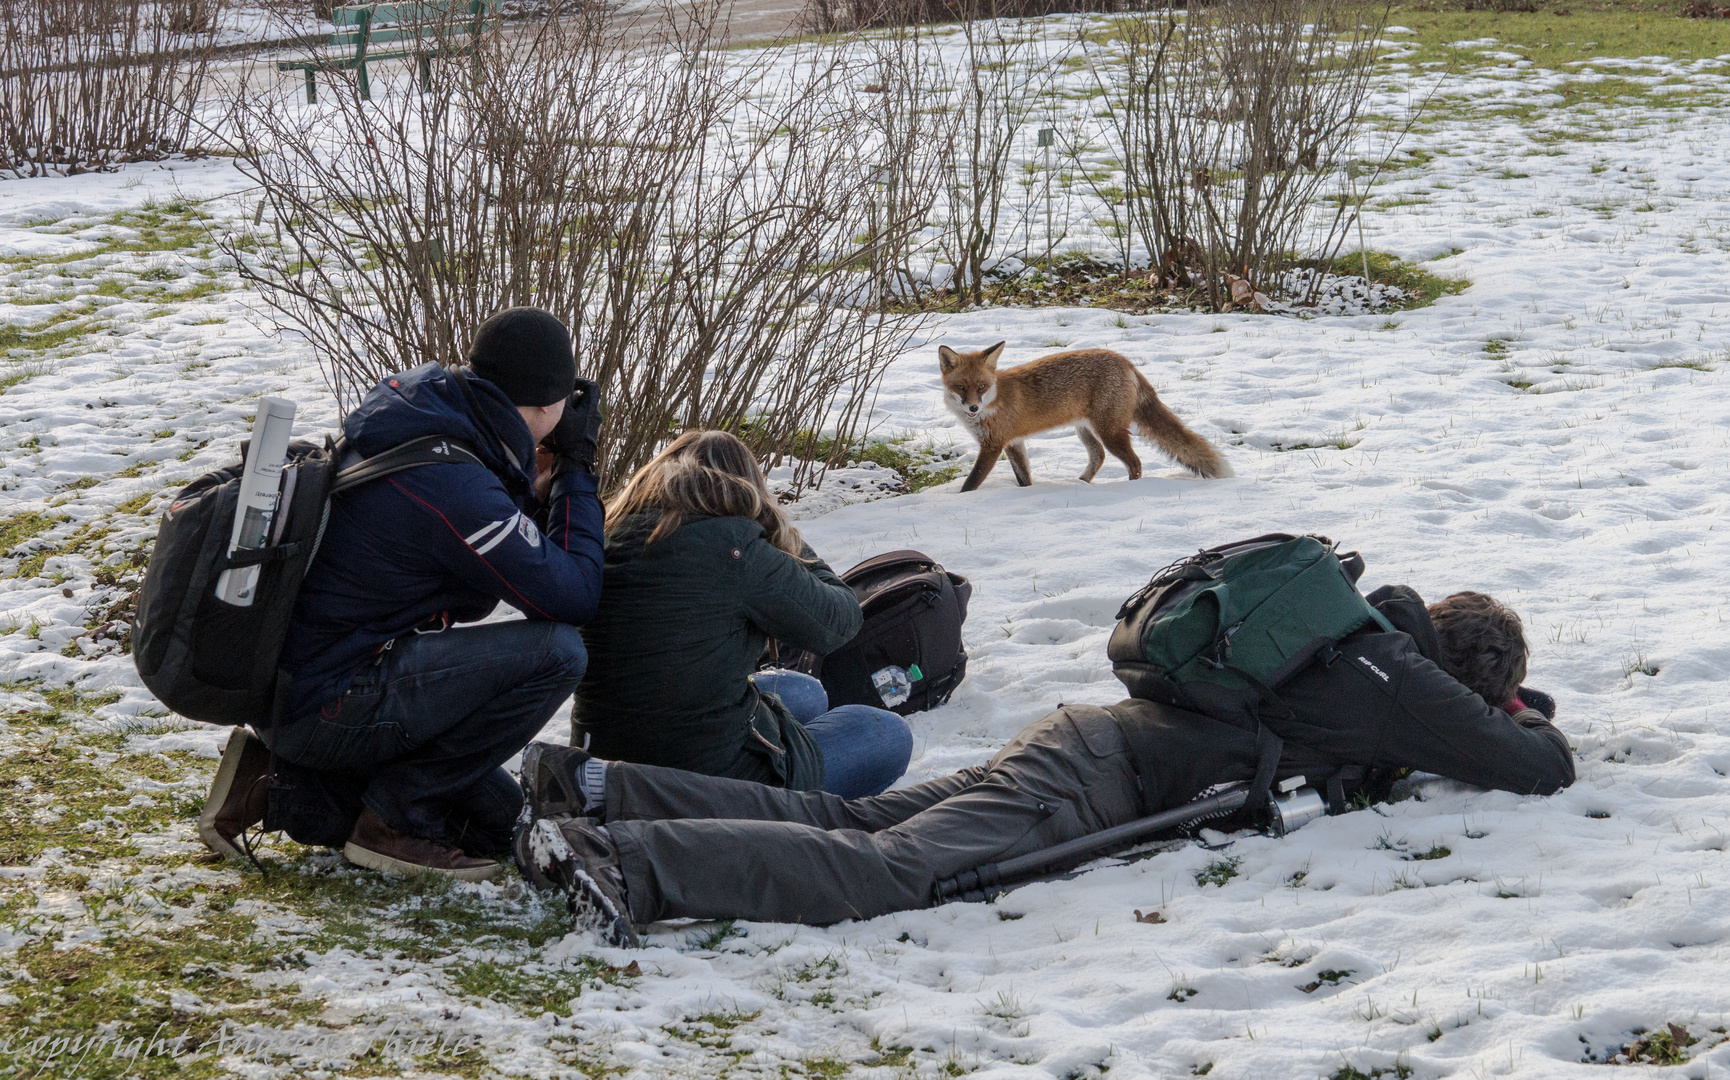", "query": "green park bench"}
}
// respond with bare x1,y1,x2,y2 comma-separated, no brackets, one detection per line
278,0,498,104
